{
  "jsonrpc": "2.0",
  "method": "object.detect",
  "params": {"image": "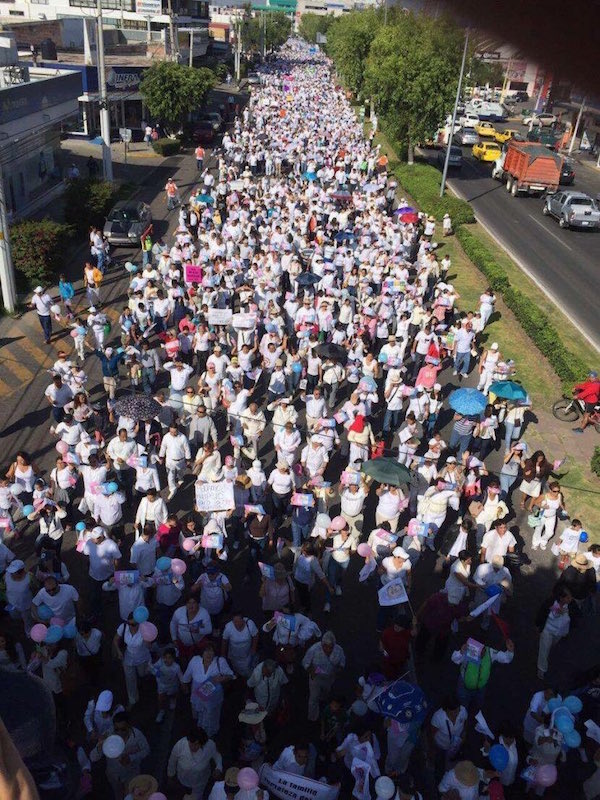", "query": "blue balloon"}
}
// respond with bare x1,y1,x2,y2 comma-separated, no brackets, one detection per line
75,521,86,532
156,556,172,571
37,604,53,621
547,697,562,713
579,531,589,543
22,504,34,516
62,623,77,639
133,606,149,623
44,625,64,644
107,481,119,493
489,743,509,772
484,584,503,598
564,695,583,714
555,714,574,734
292,362,303,373
564,729,581,748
